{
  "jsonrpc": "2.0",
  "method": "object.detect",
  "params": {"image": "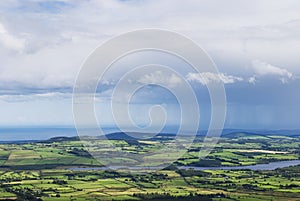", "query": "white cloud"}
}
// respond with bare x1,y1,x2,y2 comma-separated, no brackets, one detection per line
186,72,243,85
0,92,71,102
248,76,256,84
251,60,293,83
0,0,299,95
138,71,182,88
1,0,300,127
0,23,25,51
